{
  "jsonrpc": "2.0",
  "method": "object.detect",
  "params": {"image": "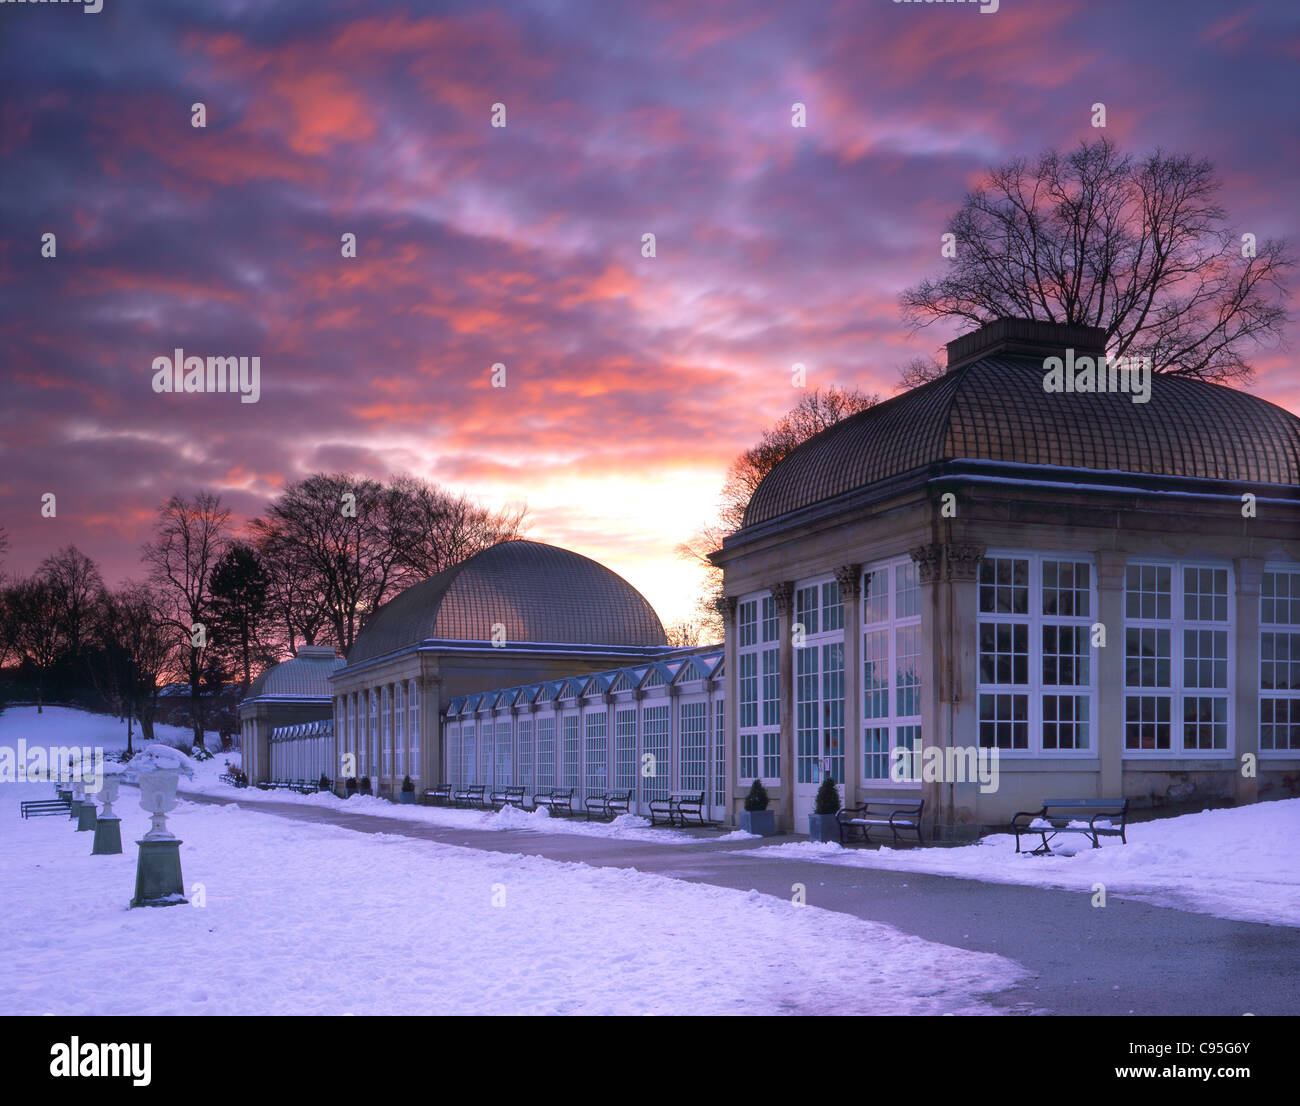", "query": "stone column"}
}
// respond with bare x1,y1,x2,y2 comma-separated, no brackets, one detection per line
835,565,862,809
1094,551,1127,800
945,542,985,834
1234,557,1264,804
910,545,945,832
771,580,795,832
715,595,739,824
